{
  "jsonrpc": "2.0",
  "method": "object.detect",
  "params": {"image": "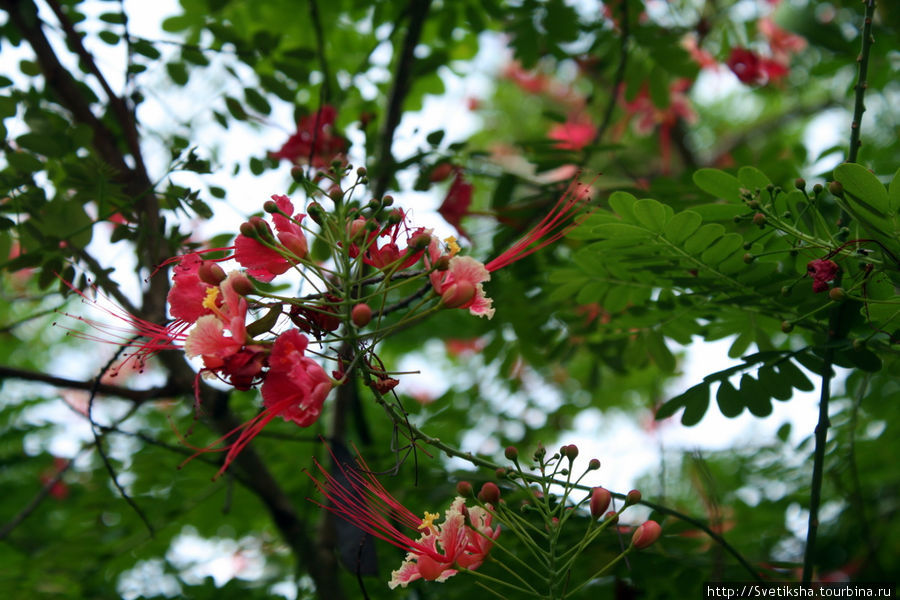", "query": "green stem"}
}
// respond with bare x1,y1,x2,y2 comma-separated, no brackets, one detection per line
563,547,634,599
